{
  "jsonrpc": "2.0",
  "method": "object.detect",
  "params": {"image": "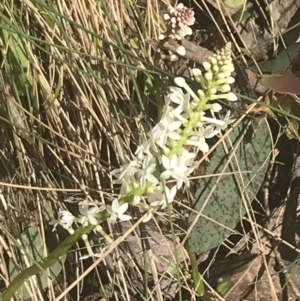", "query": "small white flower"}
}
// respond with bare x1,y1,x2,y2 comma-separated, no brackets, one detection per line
175,166,194,189
49,209,75,231
137,156,159,188
186,125,216,153
201,116,226,127
168,87,191,115
210,103,222,112
160,103,176,122
210,92,236,101
187,136,209,153
215,110,235,131
143,212,153,223
135,138,157,160
160,154,188,181
150,185,177,209
111,160,140,183
78,201,100,227
107,199,132,224
151,118,182,148
179,150,196,167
